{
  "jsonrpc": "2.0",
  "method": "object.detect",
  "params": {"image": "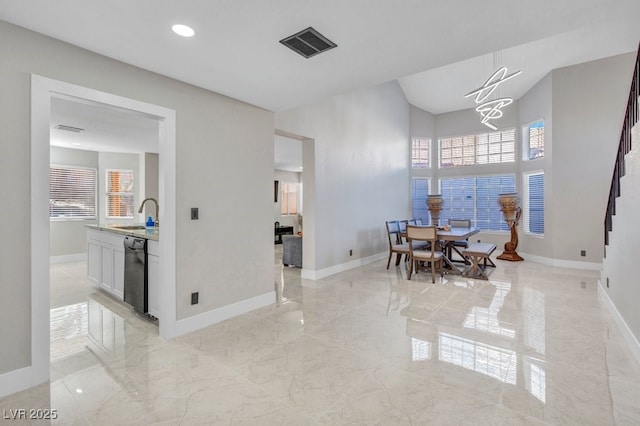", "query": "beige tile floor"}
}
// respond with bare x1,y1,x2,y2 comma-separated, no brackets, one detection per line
2,249,640,425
